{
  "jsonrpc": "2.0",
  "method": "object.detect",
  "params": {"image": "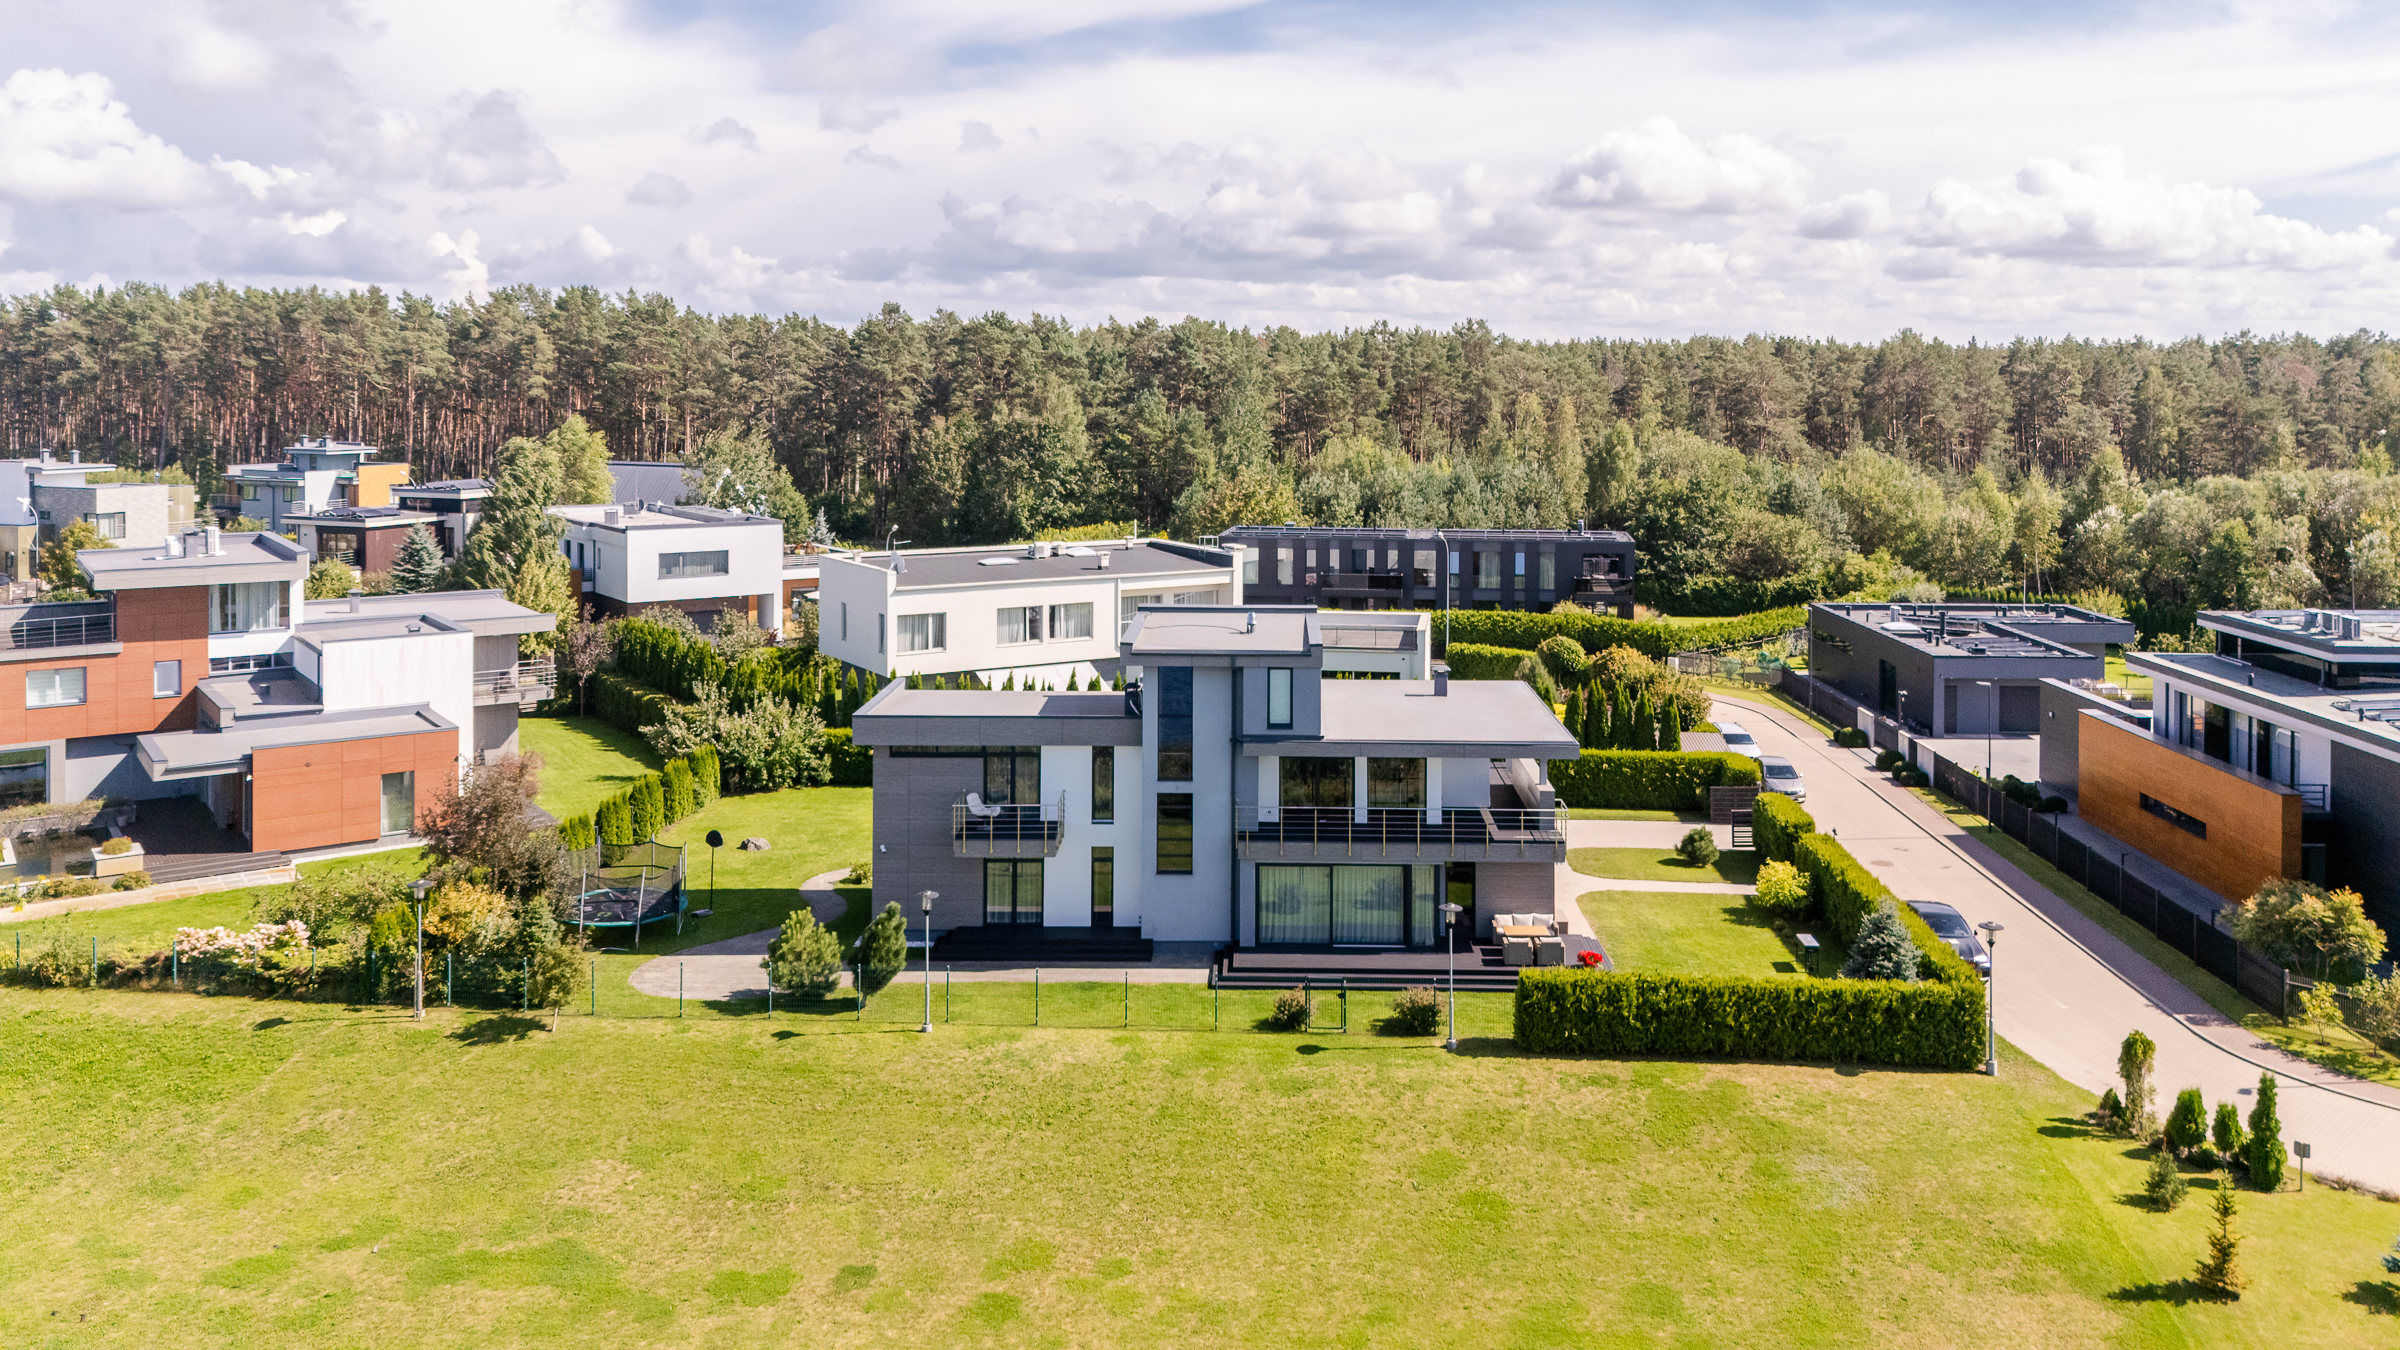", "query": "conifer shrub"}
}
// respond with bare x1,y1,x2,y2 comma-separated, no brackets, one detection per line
1753,792,1815,863
2165,1088,2208,1155
2144,1153,2188,1211
2211,1100,2247,1162
2116,1030,2157,1138
769,908,844,997
858,901,909,993
629,775,664,840
1676,827,1720,868
1547,750,1759,811
662,760,694,822
2245,1073,2284,1191
1841,902,1920,981
2193,1185,2245,1297
1513,968,1981,1068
